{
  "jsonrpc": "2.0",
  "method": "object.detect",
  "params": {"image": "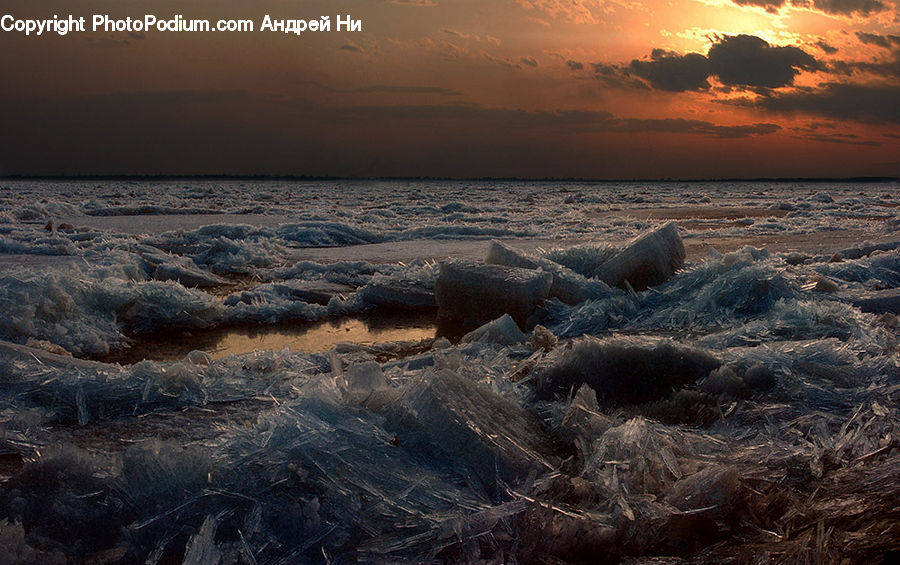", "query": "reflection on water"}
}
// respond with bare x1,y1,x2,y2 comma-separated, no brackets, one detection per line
208,317,436,359
103,314,437,364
